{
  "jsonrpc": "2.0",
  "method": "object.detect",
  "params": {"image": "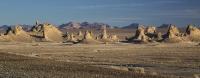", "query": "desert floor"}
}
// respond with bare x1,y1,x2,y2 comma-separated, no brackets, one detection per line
0,42,199,78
